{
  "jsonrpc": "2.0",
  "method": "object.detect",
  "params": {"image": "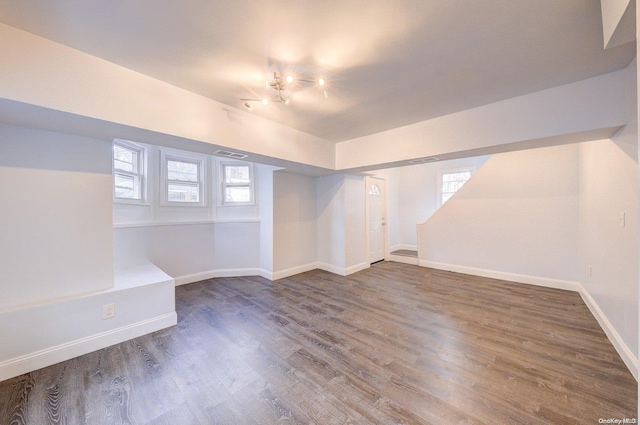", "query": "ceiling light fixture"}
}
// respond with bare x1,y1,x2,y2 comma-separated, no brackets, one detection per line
242,70,326,110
